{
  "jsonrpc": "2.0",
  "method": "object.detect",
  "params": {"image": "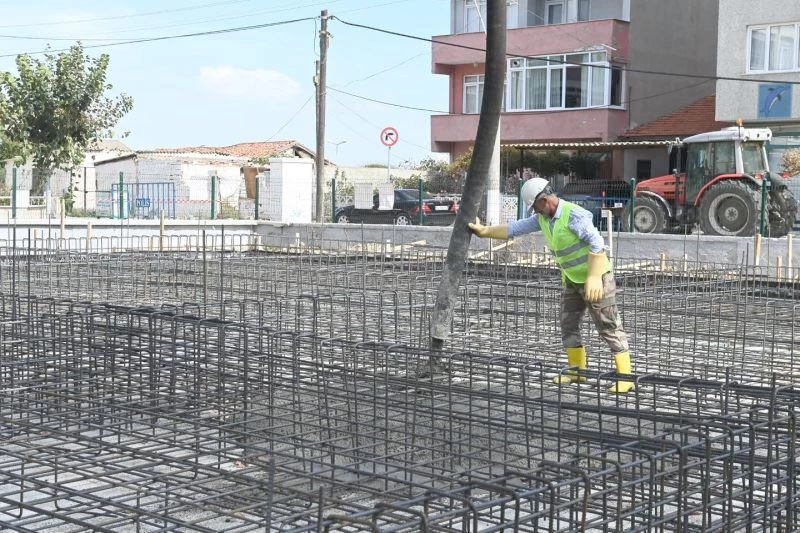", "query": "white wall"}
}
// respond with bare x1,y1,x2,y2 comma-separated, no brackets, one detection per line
623,147,671,180
716,0,800,123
